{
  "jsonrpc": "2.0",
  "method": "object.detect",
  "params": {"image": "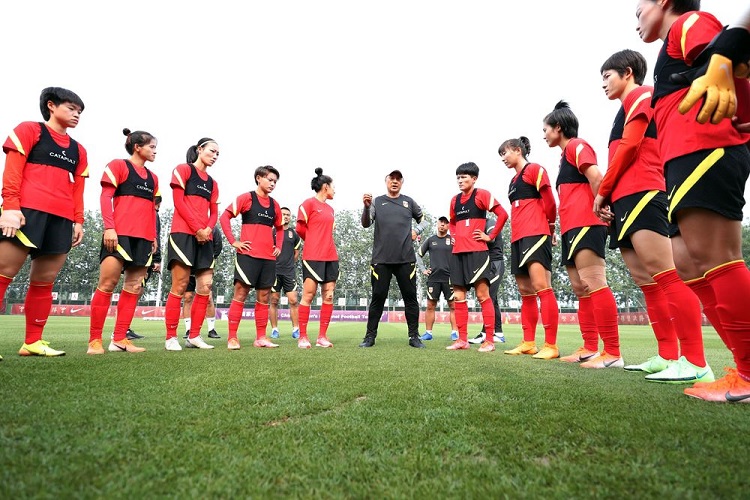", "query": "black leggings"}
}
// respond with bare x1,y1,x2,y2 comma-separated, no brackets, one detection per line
366,262,419,338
